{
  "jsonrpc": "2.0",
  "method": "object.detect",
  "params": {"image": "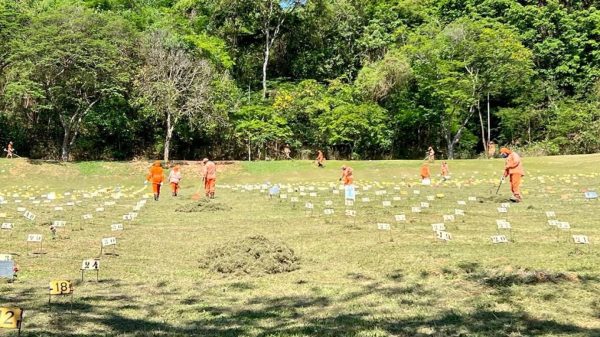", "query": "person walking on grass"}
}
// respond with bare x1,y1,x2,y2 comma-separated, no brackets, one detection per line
5,141,14,158
441,161,450,180
420,163,431,185
168,164,182,197
426,146,435,162
316,150,325,168
146,161,164,201
283,144,292,160
201,158,216,199
500,147,525,202
340,165,355,200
